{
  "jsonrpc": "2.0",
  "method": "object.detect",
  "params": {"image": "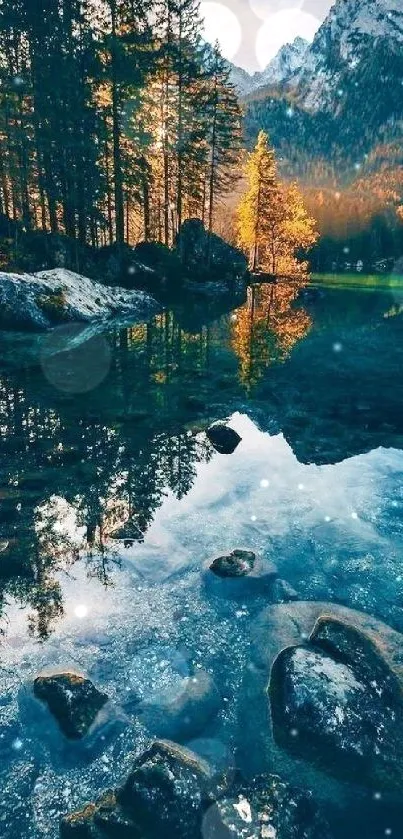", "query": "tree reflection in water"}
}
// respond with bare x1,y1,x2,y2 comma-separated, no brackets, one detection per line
0,283,310,639
230,282,312,391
